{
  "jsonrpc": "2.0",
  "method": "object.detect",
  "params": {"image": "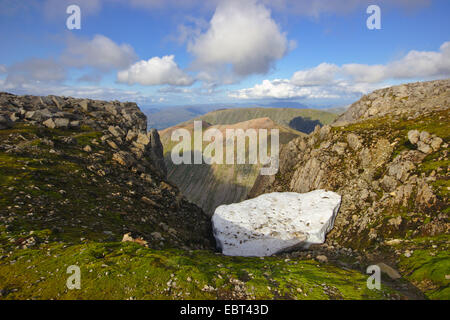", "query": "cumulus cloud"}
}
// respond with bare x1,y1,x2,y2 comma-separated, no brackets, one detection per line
117,55,194,86
230,41,450,100
291,63,340,86
188,0,289,78
341,64,386,83
61,34,137,71
388,42,450,79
